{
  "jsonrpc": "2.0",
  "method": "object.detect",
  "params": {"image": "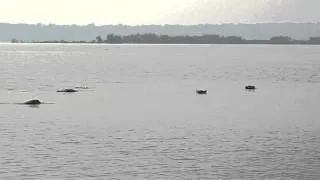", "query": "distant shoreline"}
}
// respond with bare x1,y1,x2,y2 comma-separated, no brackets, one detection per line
3,22,320,42
5,41,320,45
10,34,320,45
